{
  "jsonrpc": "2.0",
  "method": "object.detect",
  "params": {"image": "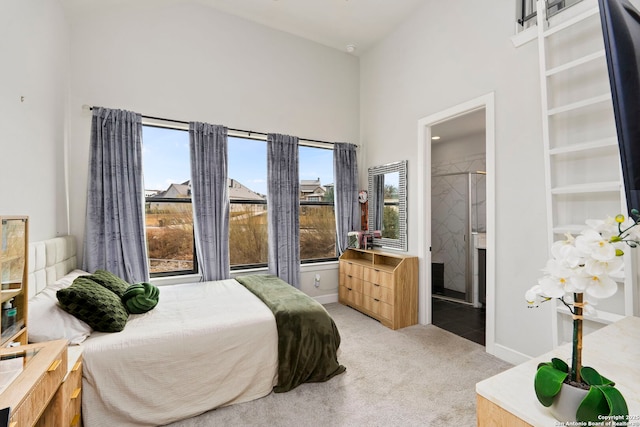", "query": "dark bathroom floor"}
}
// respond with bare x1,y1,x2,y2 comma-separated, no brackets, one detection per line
432,297,486,346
